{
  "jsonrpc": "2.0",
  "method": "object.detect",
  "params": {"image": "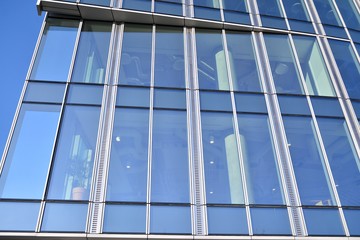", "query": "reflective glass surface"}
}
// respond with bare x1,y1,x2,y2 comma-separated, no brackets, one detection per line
283,116,335,206
292,35,335,97
282,0,310,21
238,114,284,204
194,6,222,21
344,209,360,236
335,0,360,30
313,0,342,26
119,25,152,86
311,97,343,117
151,110,189,203
41,203,88,232
66,84,104,105
222,0,247,12
31,18,78,82
303,208,345,235
207,206,248,235
24,82,66,103
196,29,229,91
107,108,149,202
154,27,185,88
0,104,60,199
154,89,186,109
71,22,112,84
263,34,303,94
200,91,232,111
80,0,110,6
251,207,291,235
0,202,40,231
235,93,267,113
47,106,100,200
103,204,146,233
278,95,311,115
202,112,244,204
122,0,151,11
257,0,283,17
155,1,183,16
328,39,360,99
226,32,262,92
116,87,150,107
193,0,219,8
317,118,360,206
150,205,191,234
